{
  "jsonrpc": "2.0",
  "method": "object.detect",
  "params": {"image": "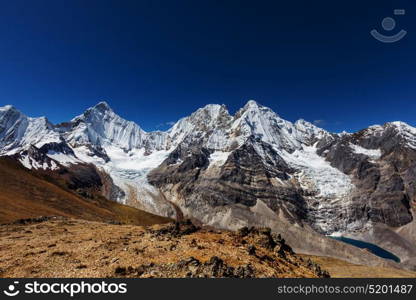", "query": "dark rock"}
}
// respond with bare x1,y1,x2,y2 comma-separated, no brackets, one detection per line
13,216,53,225
114,267,127,276
238,226,250,237
51,251,68,256
235,264,255,278
247,245,256,256
151,220,200,238
76,265,87,269
306,259,330,278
